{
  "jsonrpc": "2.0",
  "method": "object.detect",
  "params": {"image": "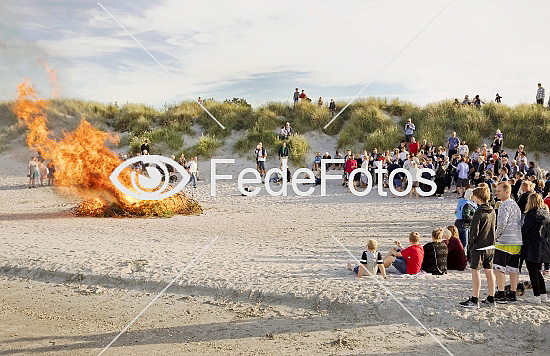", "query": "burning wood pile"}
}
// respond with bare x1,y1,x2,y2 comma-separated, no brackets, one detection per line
13,80,202,217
